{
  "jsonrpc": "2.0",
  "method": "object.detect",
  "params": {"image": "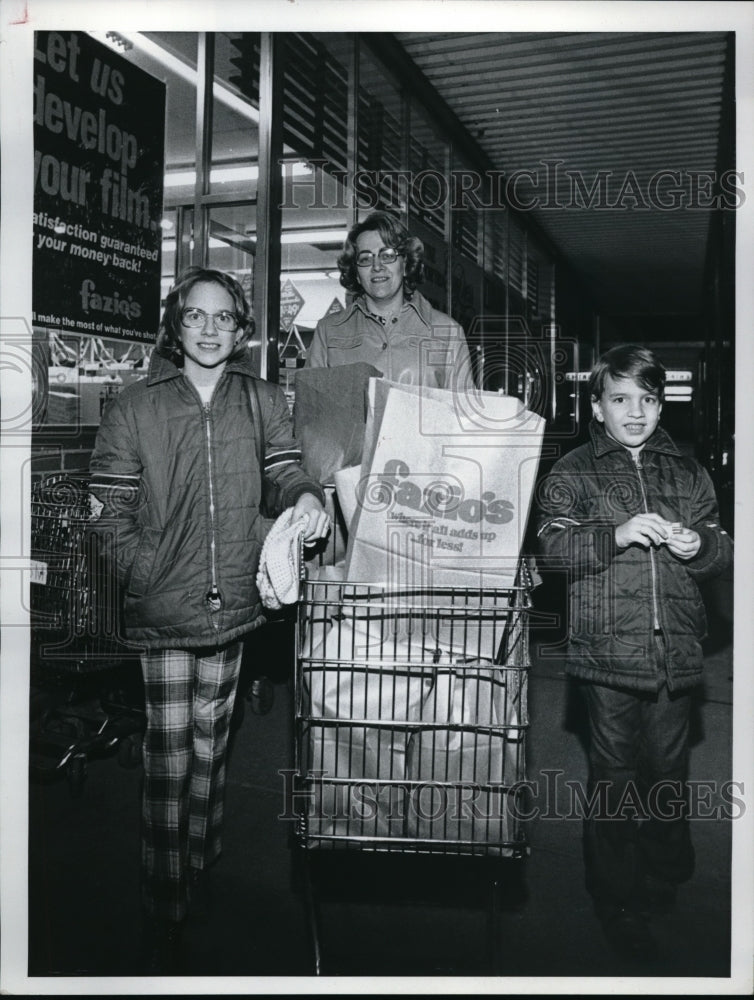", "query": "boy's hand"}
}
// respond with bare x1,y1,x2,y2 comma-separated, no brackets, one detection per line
663,524,701,560
615,513,672,549
292,493,330,543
